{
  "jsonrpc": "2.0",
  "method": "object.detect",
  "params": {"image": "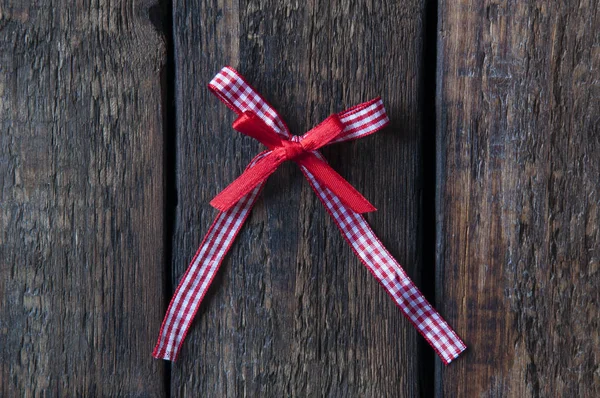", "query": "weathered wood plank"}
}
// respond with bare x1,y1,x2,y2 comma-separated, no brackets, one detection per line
437,0,600,396
0,1,166,395
171,0,429,395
